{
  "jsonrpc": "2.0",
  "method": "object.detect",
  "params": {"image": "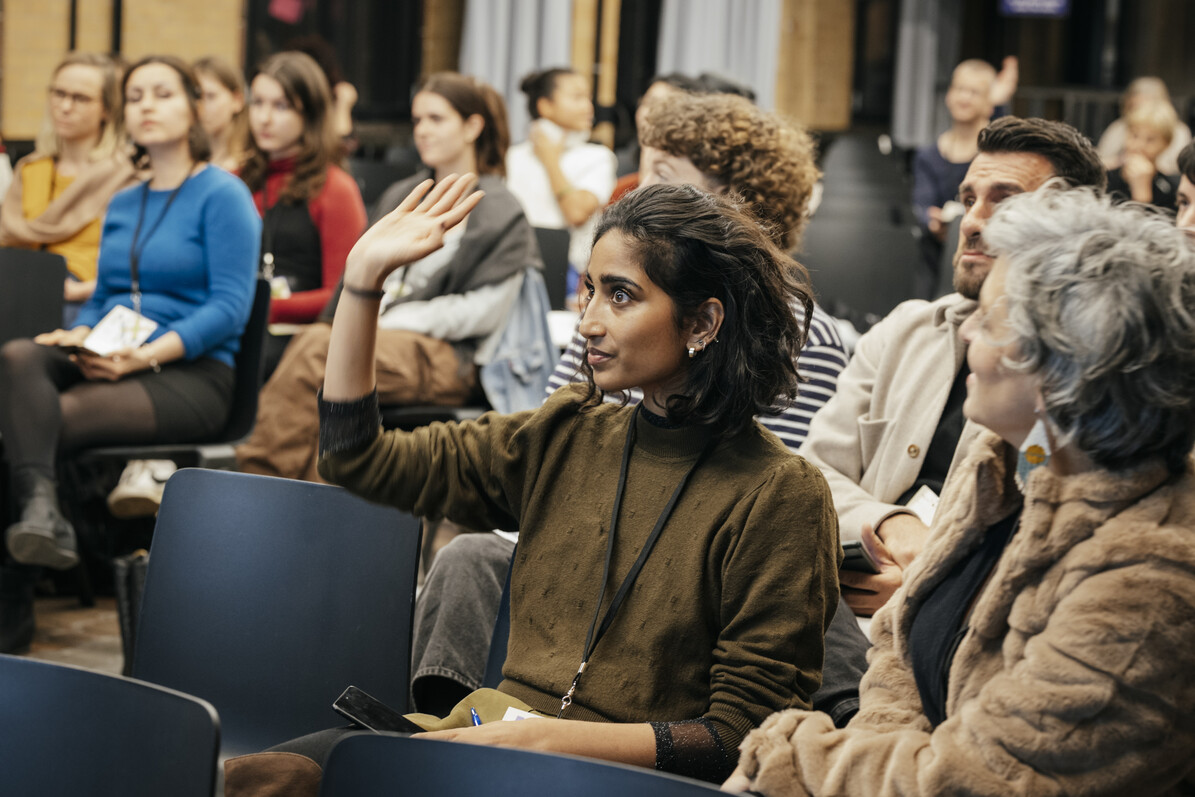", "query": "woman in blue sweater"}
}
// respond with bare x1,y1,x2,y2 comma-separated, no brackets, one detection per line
0,56,259,644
